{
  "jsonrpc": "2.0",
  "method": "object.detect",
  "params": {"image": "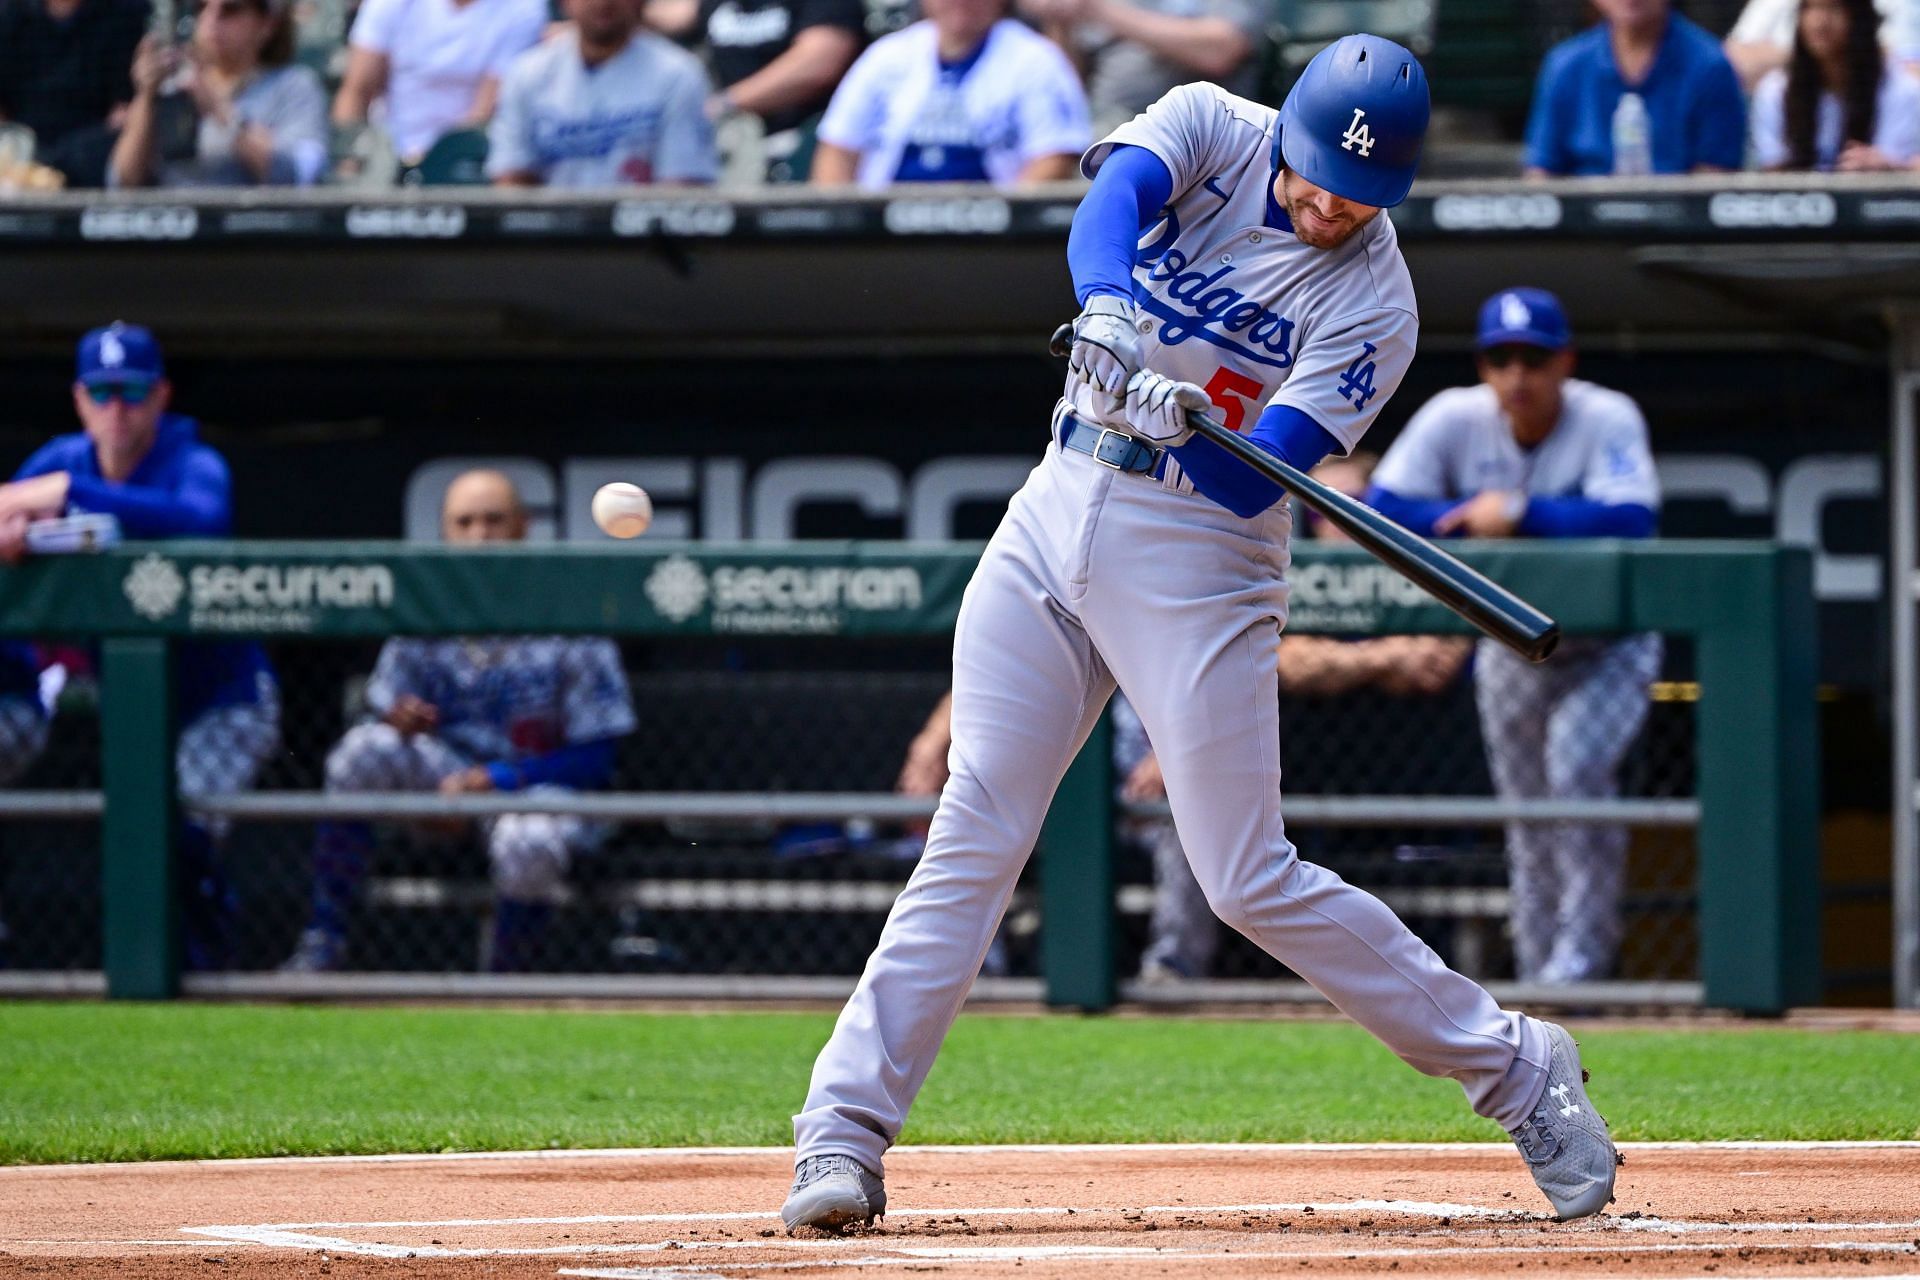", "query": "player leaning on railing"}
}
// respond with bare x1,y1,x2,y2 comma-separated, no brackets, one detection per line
779,38,1623,1235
